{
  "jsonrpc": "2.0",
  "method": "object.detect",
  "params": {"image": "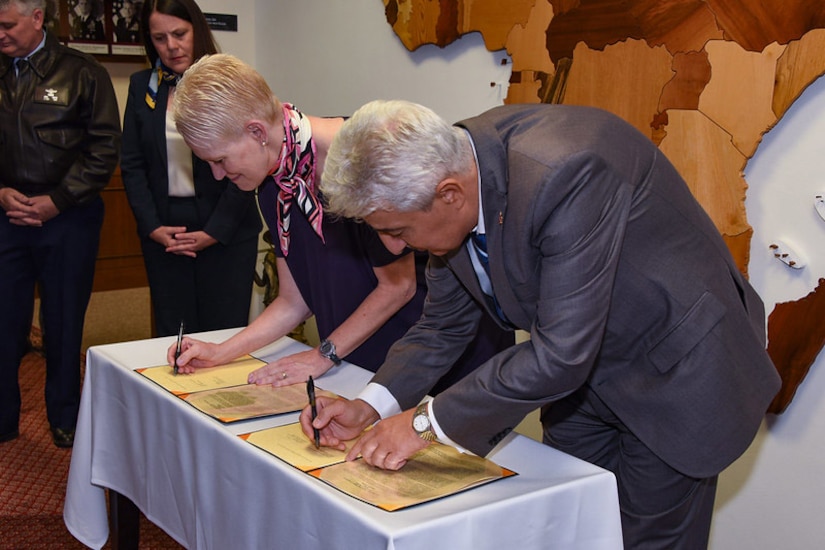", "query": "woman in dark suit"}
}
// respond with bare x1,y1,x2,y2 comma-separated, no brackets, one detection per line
121,0,261,336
